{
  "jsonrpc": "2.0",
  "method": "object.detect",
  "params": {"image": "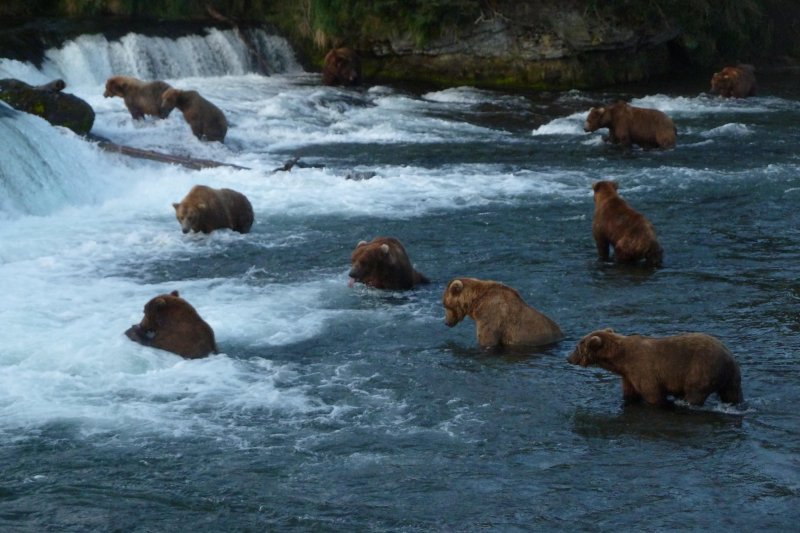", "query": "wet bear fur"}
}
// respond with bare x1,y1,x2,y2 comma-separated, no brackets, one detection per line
125,290,217,359
172,185,254,234
584,100,676,149
568,329,744,406
443,277,564,349
710,64,757,98
160,88,228,142
322,47,362,86
349,237,429,290
103,76,172,120
592,180,663,267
